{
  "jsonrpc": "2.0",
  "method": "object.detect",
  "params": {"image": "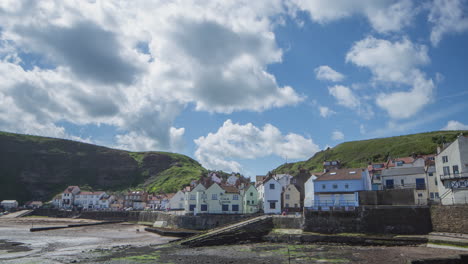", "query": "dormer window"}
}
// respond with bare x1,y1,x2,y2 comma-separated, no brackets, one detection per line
349,171,356,174
330,172,337,175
